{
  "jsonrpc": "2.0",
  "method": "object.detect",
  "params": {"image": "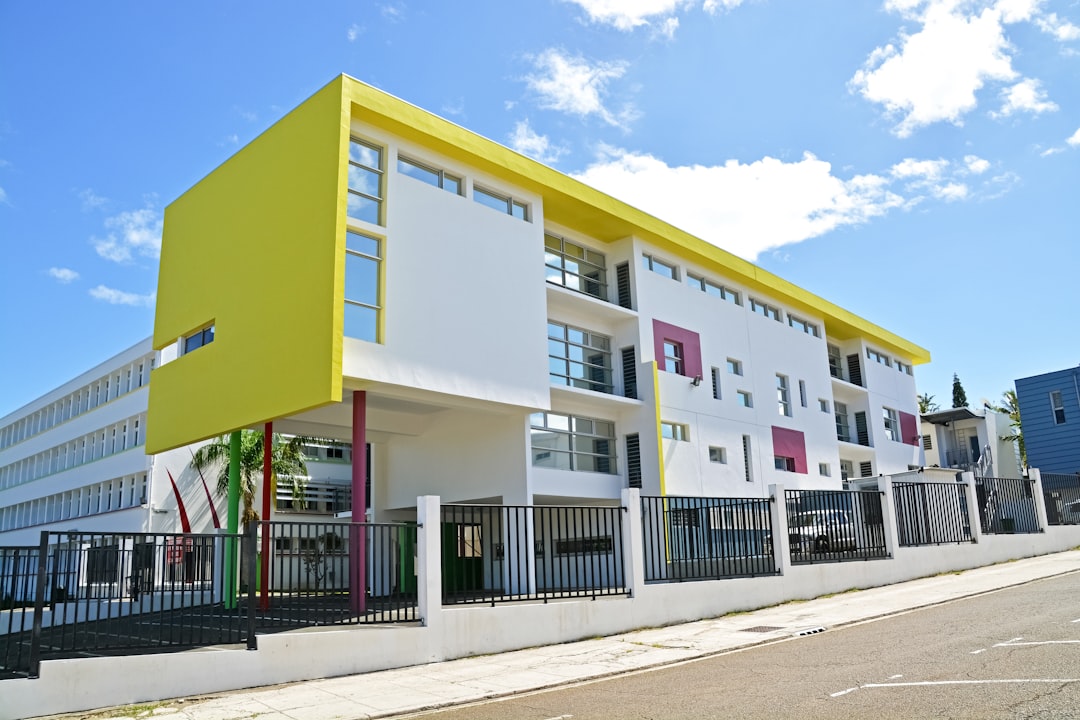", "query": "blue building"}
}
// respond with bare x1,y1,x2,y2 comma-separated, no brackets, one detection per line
1015,367,1080,475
